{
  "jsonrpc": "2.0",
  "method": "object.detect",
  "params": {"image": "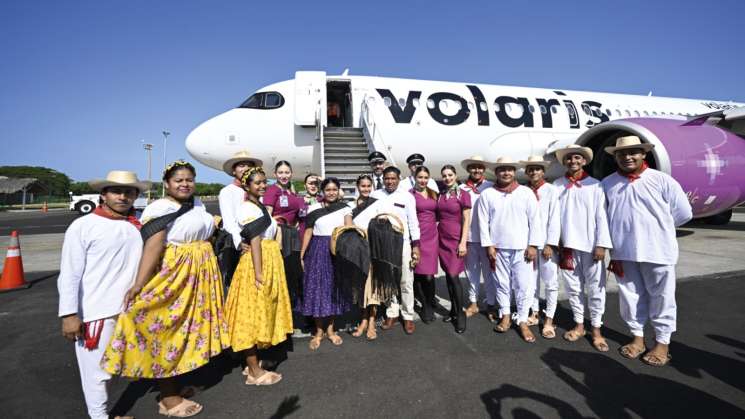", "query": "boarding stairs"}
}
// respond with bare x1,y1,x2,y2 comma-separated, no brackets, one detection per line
321,127,369,199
